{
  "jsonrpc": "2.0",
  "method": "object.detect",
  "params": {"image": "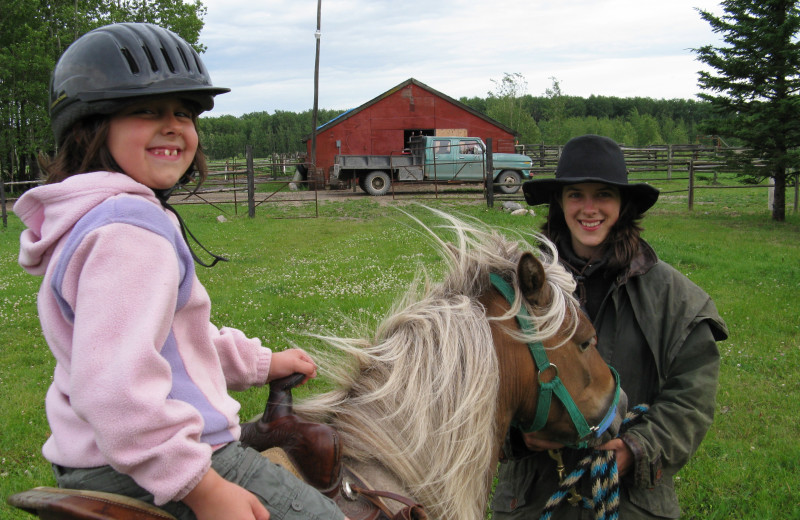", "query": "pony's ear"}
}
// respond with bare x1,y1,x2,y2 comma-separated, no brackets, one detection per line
517,252,549,307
